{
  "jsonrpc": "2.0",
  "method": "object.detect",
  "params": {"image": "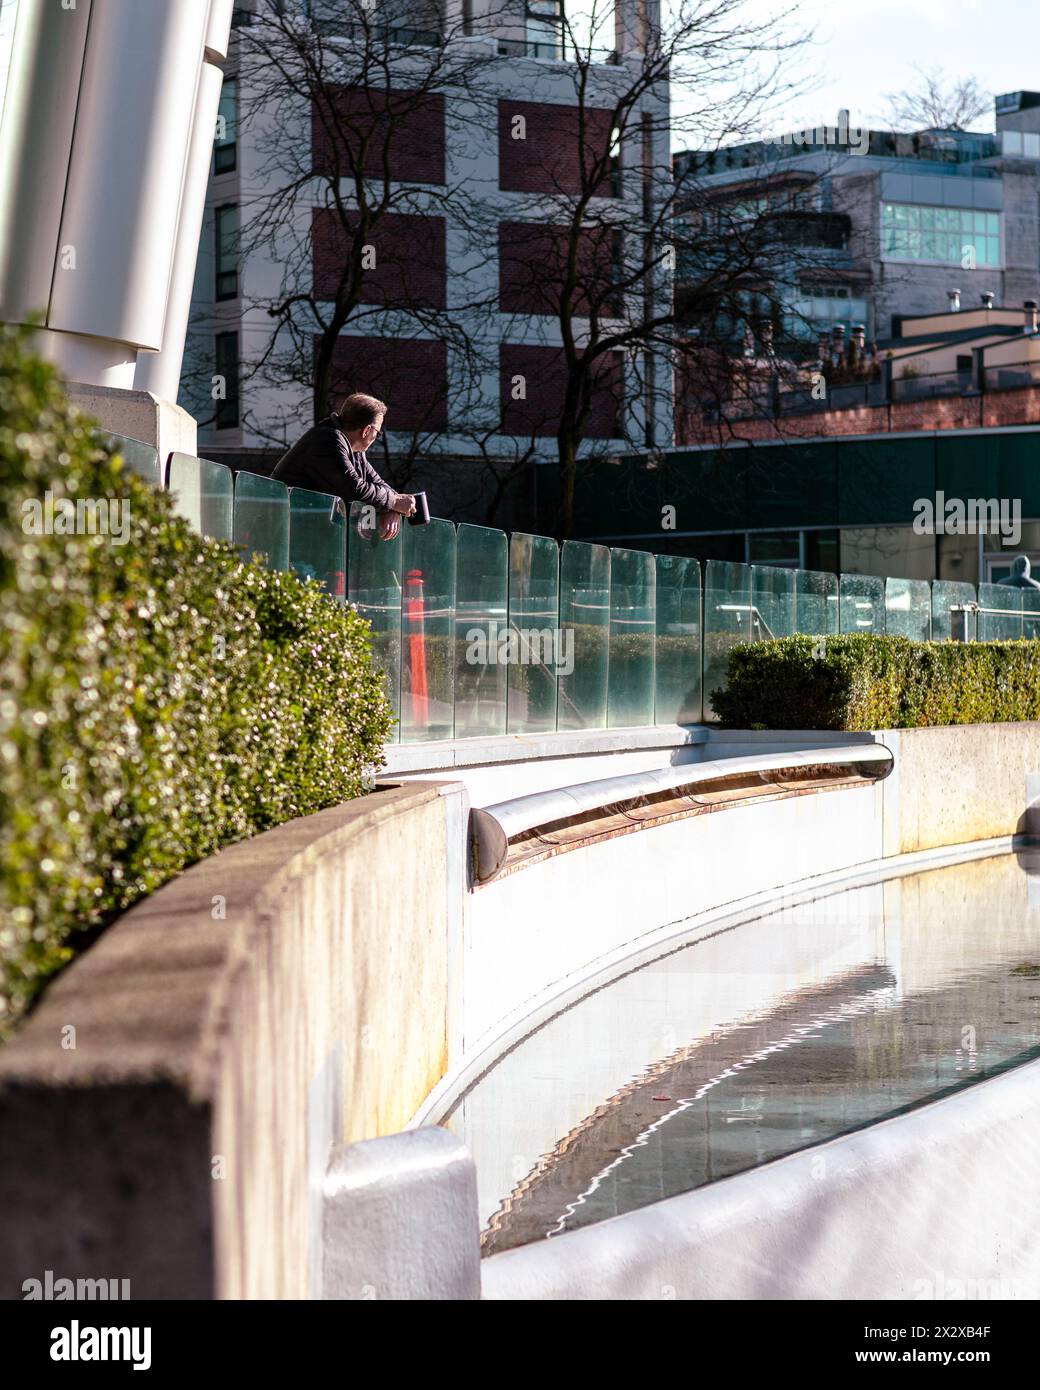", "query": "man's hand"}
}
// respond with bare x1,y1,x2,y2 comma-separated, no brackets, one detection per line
390,492,417,516
378,511,402,541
